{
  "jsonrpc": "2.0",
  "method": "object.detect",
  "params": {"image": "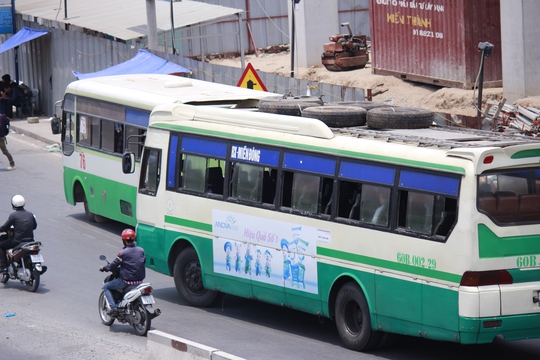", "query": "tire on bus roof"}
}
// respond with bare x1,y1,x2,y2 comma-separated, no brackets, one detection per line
302,105,367,127
367,107,434,129
326,100,387,111
258,94,323,117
